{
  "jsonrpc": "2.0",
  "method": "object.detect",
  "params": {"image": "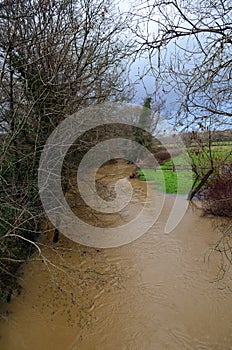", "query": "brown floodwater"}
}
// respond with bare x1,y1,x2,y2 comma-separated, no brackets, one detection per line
1,161,232,350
